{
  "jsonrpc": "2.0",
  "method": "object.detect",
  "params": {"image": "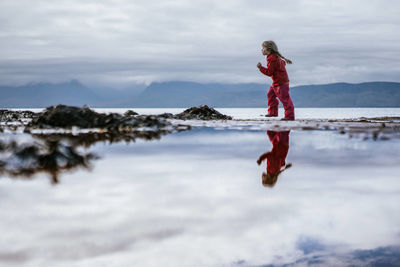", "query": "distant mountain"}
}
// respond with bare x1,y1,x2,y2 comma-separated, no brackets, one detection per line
0,80,102,108
291,82,400,107
1,80,399,108
131,81,267,107
132,81,400,108
0,80,142,108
